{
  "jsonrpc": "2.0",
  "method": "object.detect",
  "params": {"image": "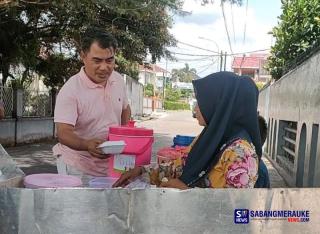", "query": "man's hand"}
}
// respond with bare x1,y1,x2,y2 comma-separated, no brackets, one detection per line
56,123,110,159
86,139,110,159
160,178,189,190
112,167,143,187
